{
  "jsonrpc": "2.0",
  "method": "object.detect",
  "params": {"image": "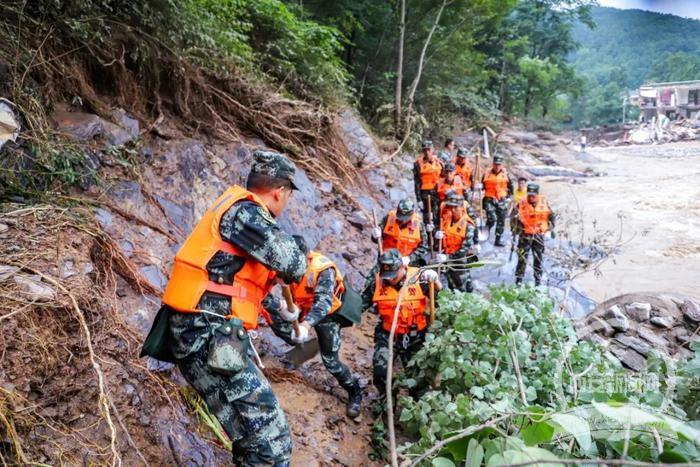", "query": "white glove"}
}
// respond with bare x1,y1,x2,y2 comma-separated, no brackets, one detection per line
474,183,484,190
279,300,300,322
546,231,553,240
418,201,424,211
421,269,439,283
425,223,435,232
436,253,448,263
402,256,410,266
291,323,311,343
434,230,444,240
372,227,382,239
